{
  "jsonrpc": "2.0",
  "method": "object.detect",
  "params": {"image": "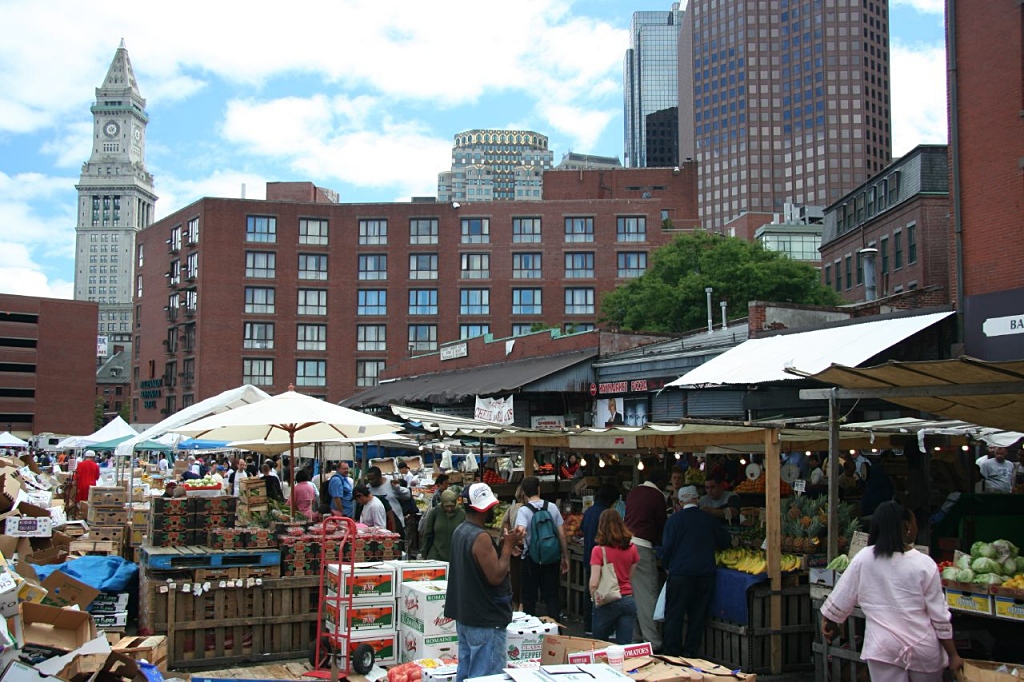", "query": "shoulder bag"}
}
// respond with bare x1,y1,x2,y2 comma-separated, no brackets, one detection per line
594,547,622,607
